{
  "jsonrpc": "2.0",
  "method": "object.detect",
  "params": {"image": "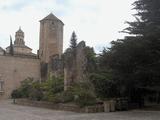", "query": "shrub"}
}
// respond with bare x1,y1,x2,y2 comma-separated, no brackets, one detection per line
61,90,74,103
11,89,22,99
90,72,119,99
41,76,64,102
19,78,34,98
11,77,34,99
11,76,97,107
29,81,43,101
70,82,97,107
